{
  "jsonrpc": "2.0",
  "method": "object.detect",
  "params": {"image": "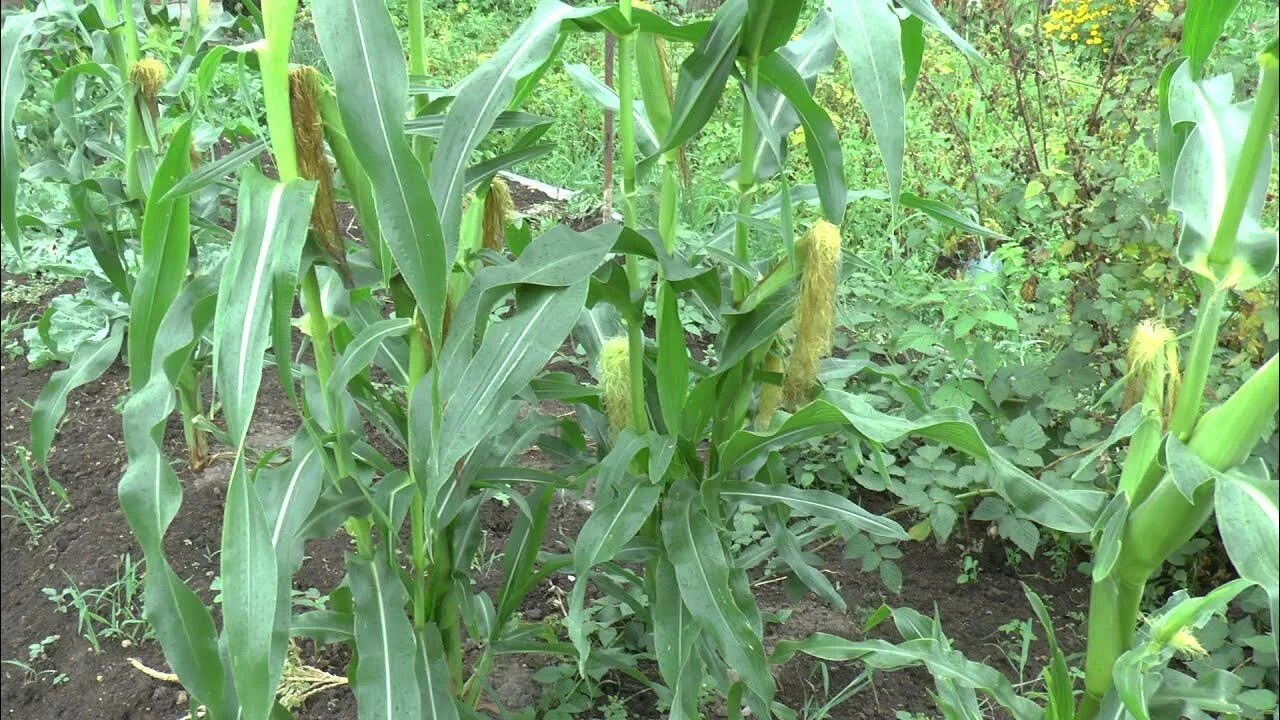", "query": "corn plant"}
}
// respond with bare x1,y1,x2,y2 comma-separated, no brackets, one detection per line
743,26,1280,720
2,1,272,471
